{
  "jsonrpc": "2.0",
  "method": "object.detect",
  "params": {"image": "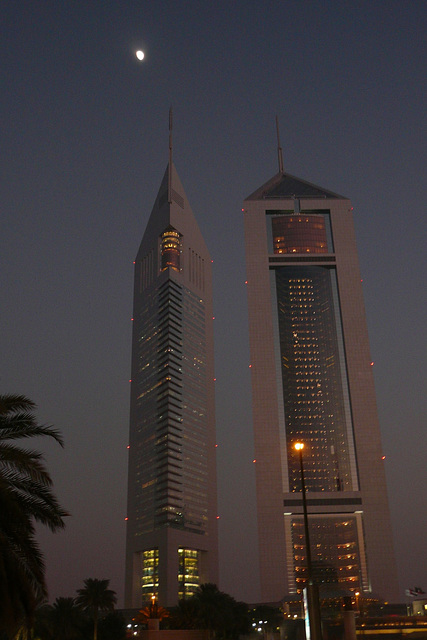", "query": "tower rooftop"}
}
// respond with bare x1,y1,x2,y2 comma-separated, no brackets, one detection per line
244,170,347,201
